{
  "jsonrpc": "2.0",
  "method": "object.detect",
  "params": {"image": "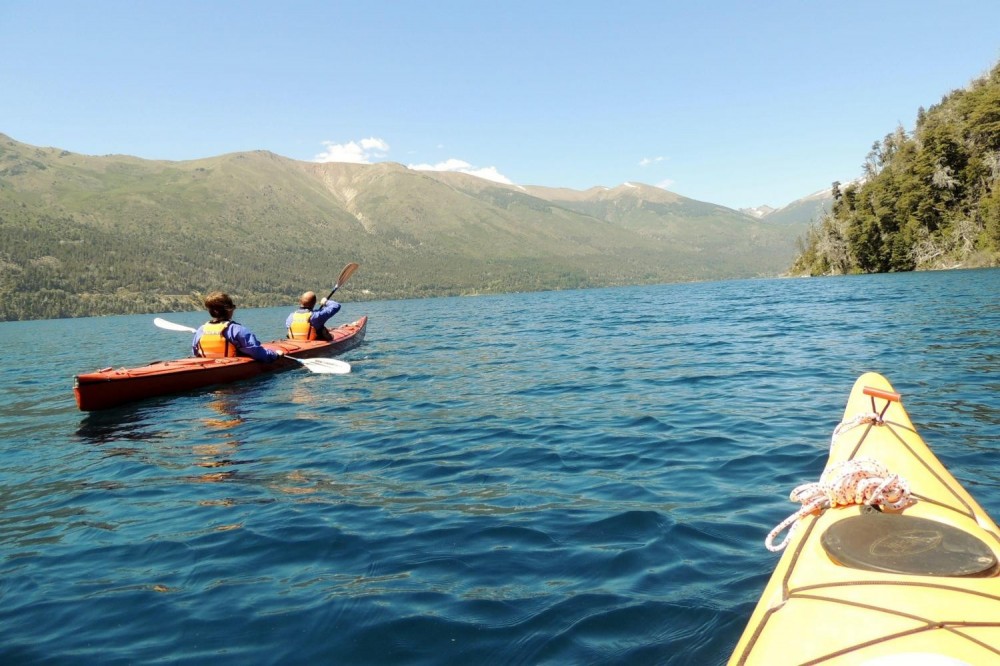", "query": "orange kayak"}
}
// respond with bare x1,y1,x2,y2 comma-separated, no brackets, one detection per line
730,372,1000,664
74,316,366,411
